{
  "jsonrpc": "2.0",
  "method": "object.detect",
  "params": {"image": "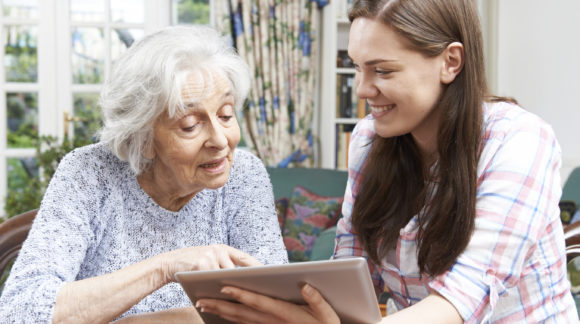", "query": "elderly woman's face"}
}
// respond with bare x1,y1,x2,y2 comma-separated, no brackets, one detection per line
150,72,240,195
